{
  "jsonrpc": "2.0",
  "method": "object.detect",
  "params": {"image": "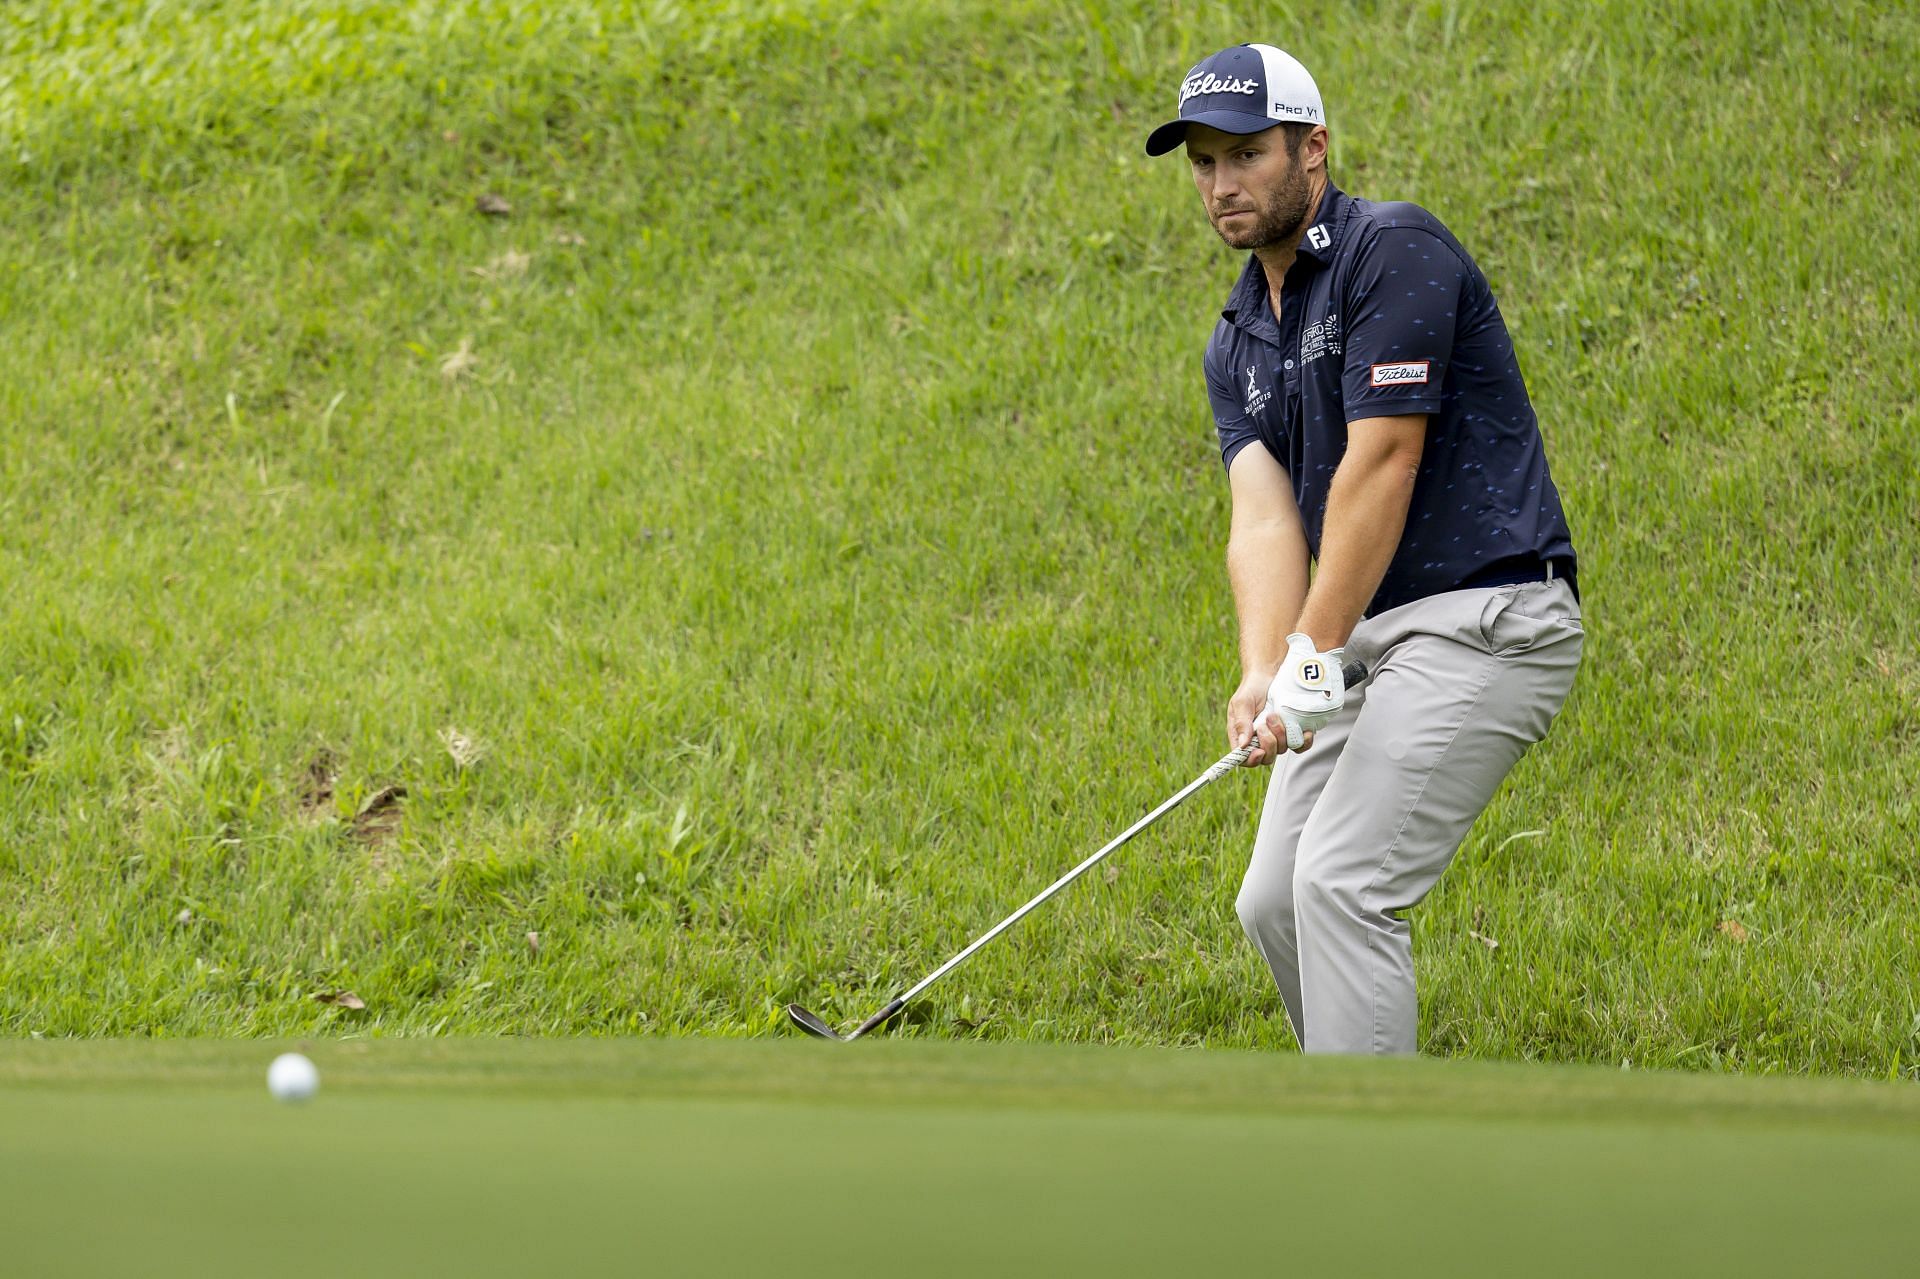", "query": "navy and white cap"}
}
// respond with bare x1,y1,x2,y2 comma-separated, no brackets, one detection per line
1144,44,1325,157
